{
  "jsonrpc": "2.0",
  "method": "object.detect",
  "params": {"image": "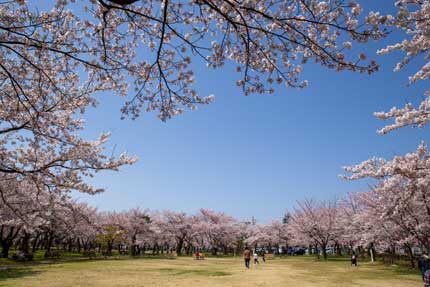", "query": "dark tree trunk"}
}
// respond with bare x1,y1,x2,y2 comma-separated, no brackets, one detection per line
1,244,10,258
322,243,328,260
45,231,54,252
0,226,21,258
405,244,415,268
67,238,73,252
107,240,113,253
223,246,229,255
185,243,192,255
32,233,40,253
176,239,183,255
335,243,342,256
20,232,30,253
314,242,320,260
131,235,137,256
389,246,396,265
